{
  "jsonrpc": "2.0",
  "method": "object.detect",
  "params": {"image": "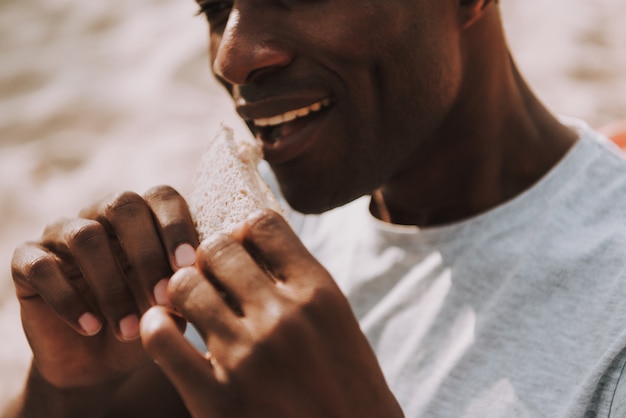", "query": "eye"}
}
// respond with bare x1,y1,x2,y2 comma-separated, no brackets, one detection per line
196,1,233,23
